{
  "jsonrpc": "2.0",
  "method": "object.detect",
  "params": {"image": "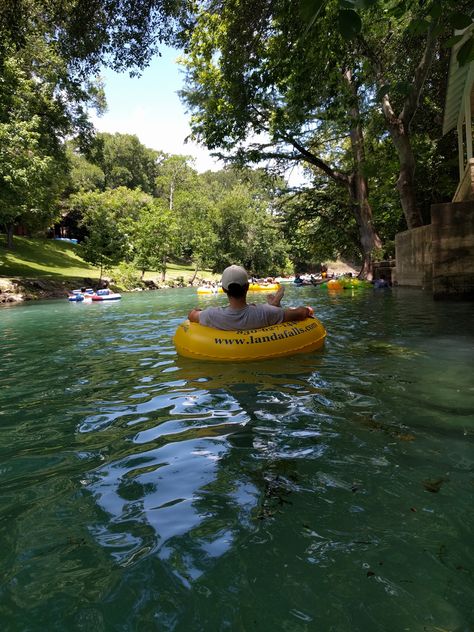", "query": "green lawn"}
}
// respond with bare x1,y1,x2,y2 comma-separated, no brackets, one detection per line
0,235,218,283
0,236,98,278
